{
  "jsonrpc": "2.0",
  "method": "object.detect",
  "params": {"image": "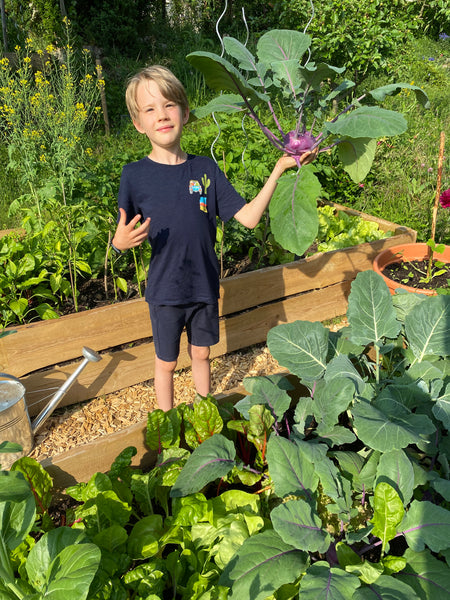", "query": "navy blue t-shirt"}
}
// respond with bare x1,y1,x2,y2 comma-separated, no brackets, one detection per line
118,154,246,305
